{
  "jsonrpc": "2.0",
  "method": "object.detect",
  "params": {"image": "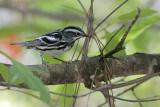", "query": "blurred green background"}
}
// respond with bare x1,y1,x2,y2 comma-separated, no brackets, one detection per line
0,0,160,107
